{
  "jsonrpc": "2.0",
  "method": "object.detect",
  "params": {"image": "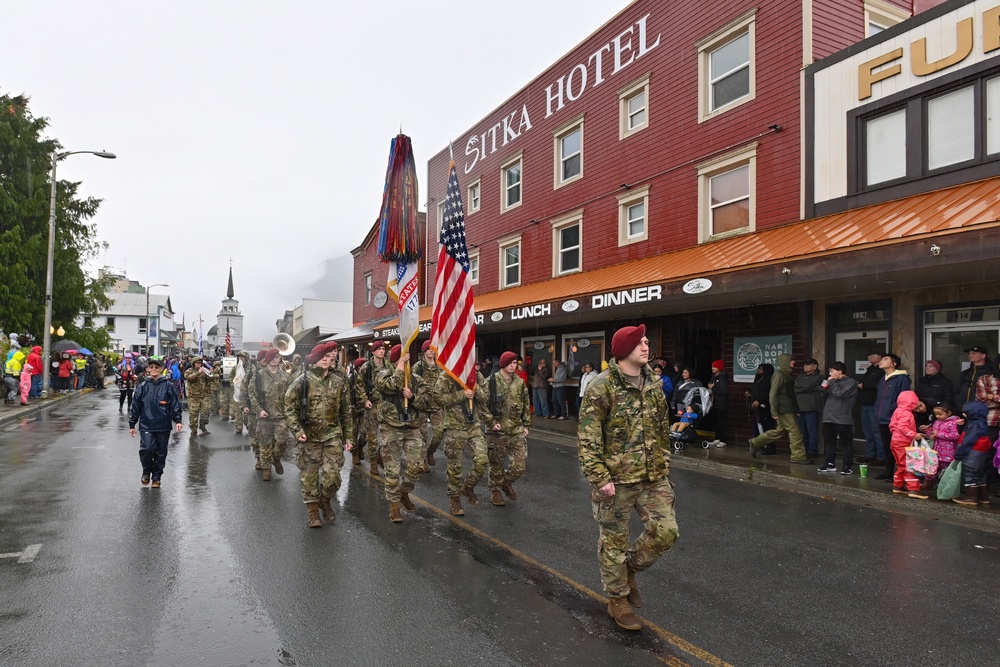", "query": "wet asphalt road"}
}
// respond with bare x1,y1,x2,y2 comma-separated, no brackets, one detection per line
1,391,998,666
